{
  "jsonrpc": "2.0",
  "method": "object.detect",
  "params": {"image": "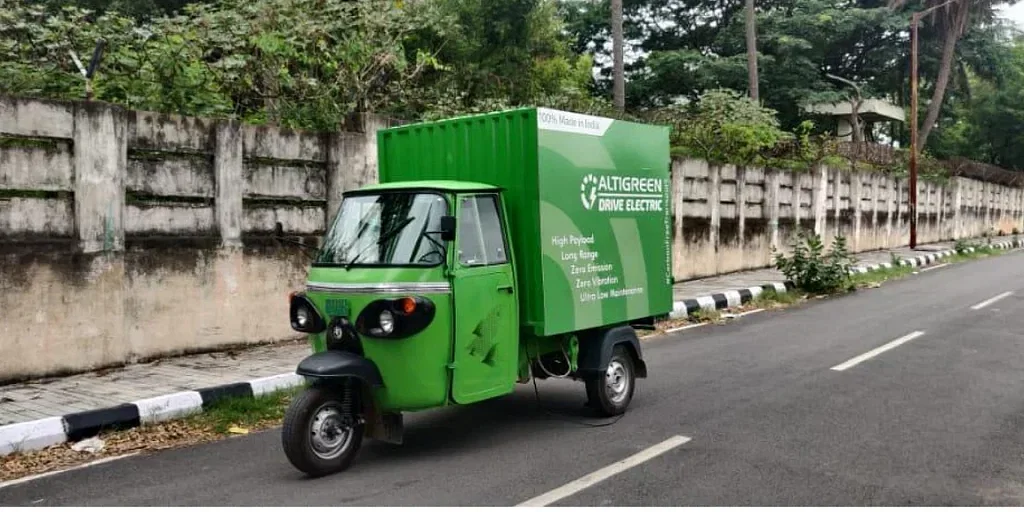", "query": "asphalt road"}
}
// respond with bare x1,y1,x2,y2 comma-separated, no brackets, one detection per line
5,250,1024,506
